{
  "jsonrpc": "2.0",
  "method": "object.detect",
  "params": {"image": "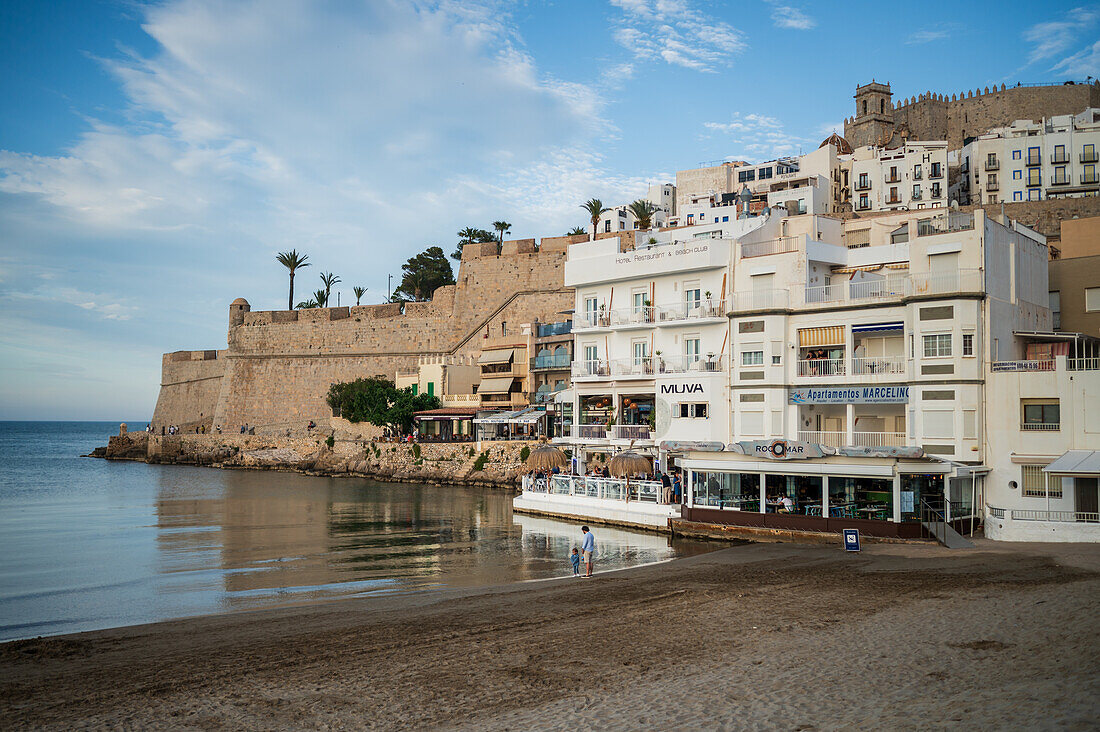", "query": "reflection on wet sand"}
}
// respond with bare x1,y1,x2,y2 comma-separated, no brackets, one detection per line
152,470,711,609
